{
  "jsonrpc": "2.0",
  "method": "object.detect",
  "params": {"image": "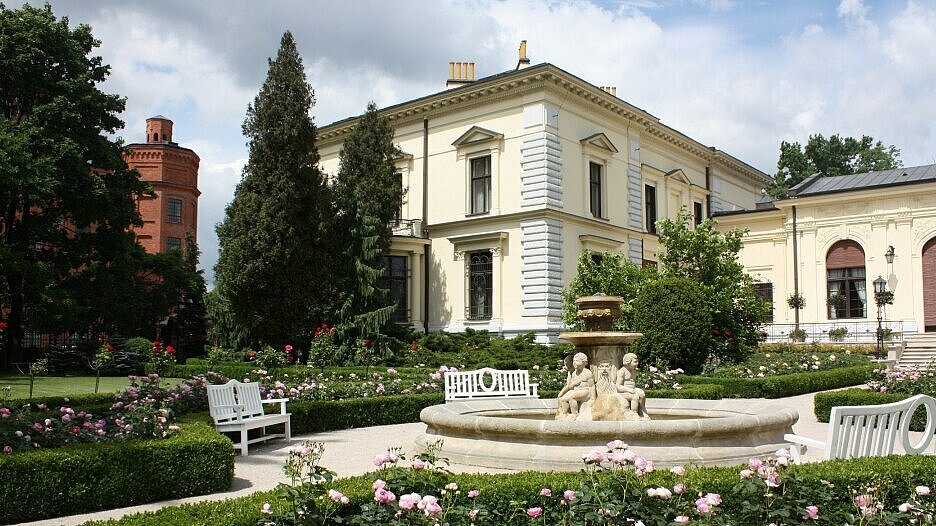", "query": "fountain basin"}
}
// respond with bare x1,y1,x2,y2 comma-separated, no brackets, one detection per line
416,397,798,470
